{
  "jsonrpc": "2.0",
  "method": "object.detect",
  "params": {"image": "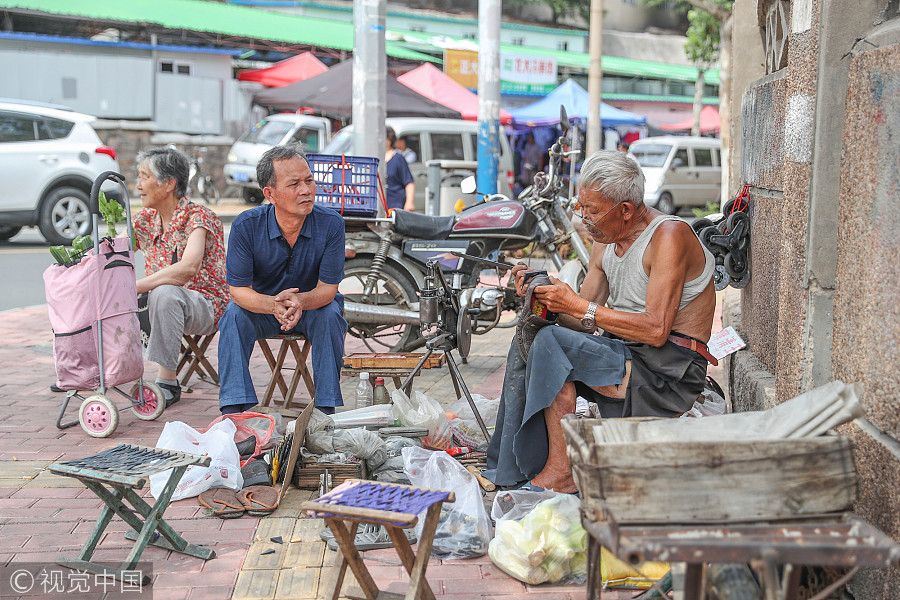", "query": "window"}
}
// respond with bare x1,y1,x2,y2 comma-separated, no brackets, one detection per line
401,133,421,164
693,148,713,167
557,41,568,51
241,119,295,145
462,32,477,40
631,144,672,168
431,133,465,161
0,112,42,142
43,117,75,139
512,37,525,46
409,25,425,32
159,60,191,75
177,64,191,75
673,148,689,167
712,148,720,166
292,127,321,152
